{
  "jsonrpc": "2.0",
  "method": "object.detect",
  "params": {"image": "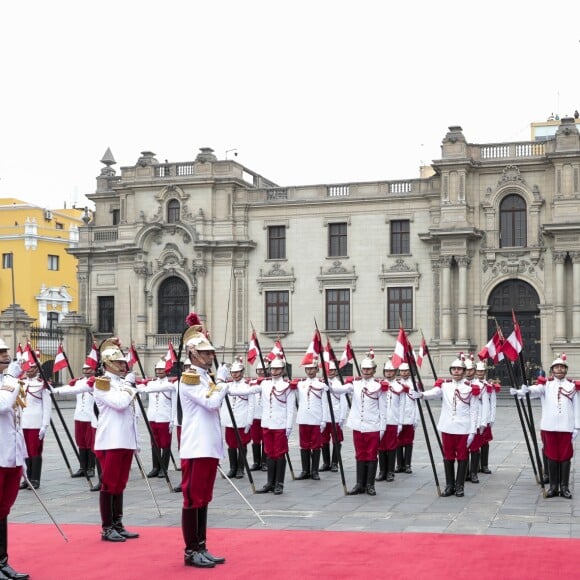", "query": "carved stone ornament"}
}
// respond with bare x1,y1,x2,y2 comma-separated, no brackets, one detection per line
387,258,412,272
498,165,526,186
264,263,289,277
